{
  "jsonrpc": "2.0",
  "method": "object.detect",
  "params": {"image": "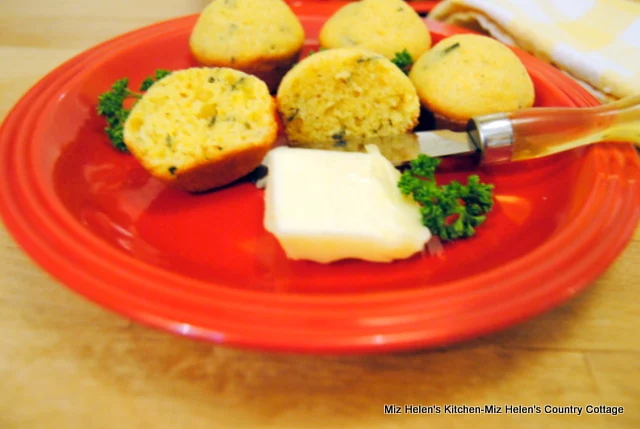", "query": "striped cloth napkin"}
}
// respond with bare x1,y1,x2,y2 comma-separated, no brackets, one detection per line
429,0,640,102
